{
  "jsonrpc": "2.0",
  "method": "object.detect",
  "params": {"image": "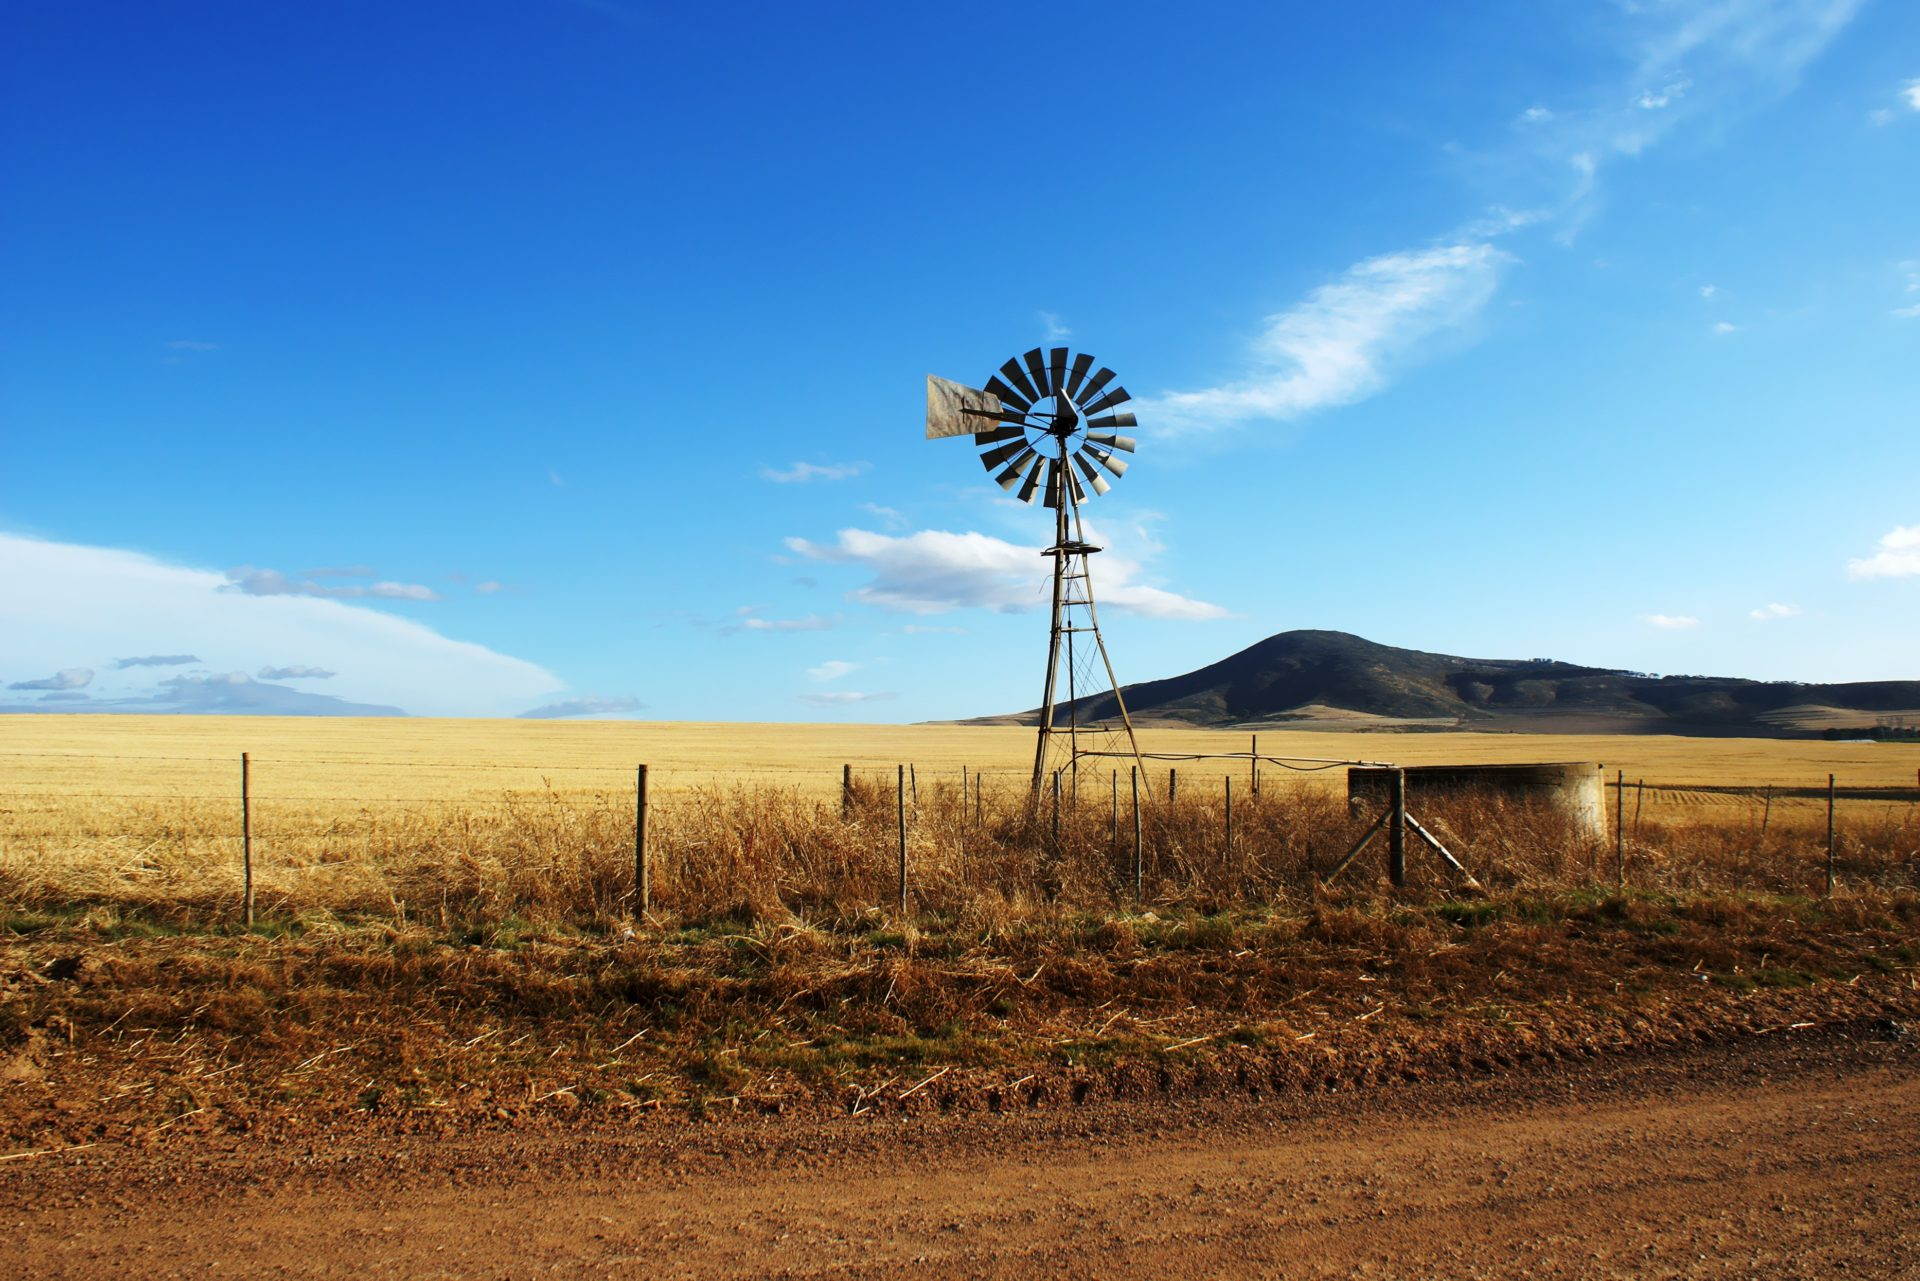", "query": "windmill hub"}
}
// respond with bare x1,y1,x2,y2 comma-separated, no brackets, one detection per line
924,347,1149,796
